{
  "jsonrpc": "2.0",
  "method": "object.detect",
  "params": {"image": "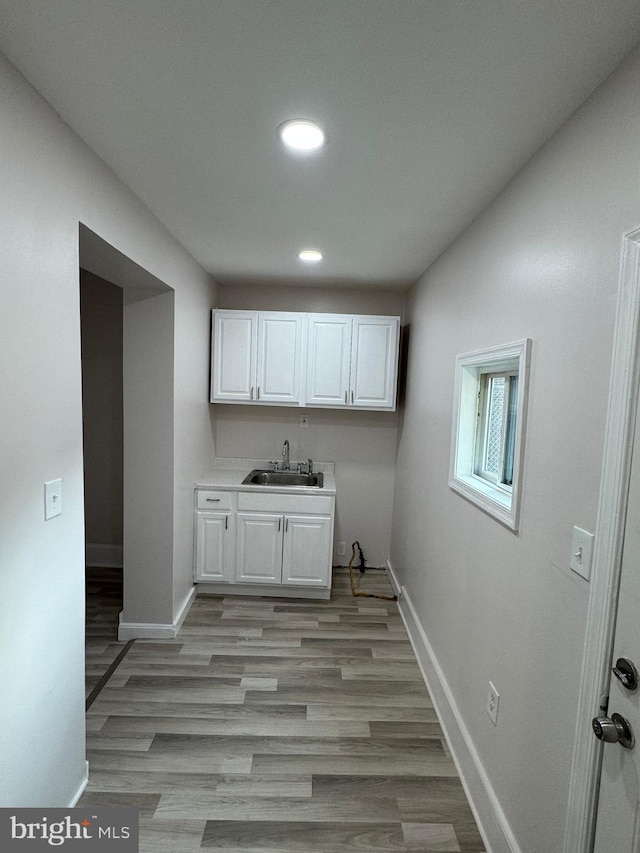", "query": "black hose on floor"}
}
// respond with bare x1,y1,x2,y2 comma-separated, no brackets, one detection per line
347,541,397,601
